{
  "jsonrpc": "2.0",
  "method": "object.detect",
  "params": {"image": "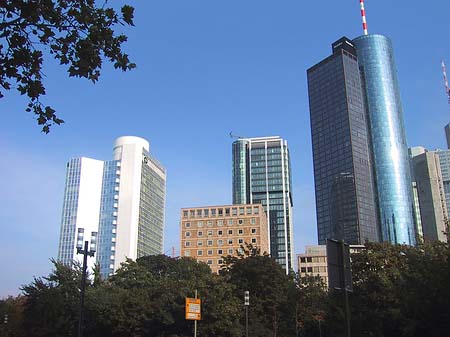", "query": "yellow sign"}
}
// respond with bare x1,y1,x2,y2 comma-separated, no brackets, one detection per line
185,297,201,320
